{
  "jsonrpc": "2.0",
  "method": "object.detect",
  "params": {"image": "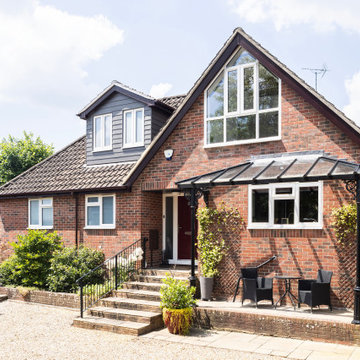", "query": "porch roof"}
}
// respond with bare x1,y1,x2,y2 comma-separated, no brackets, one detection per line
176,151,360,189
